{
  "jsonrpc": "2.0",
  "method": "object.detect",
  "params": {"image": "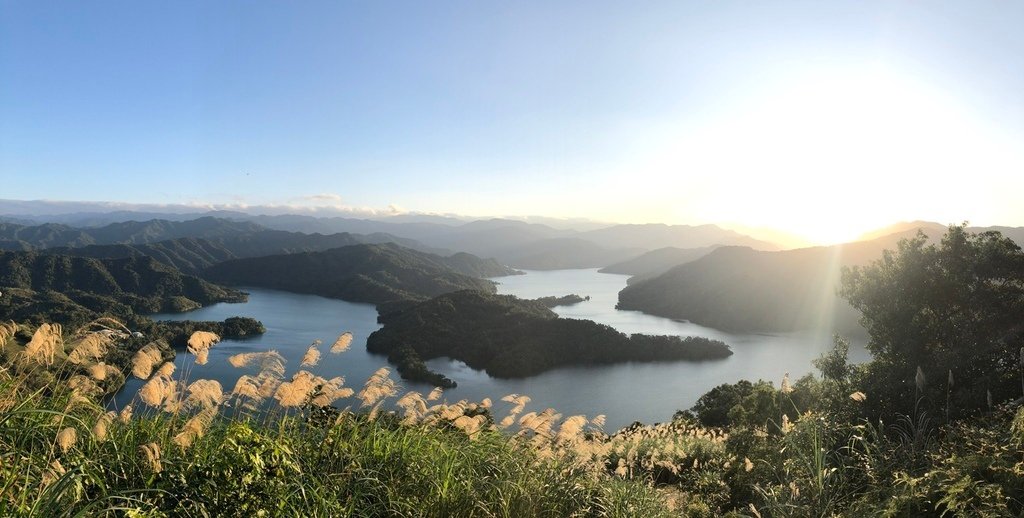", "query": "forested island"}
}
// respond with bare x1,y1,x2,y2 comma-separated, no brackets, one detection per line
532,293,589,307
367,290,732,385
